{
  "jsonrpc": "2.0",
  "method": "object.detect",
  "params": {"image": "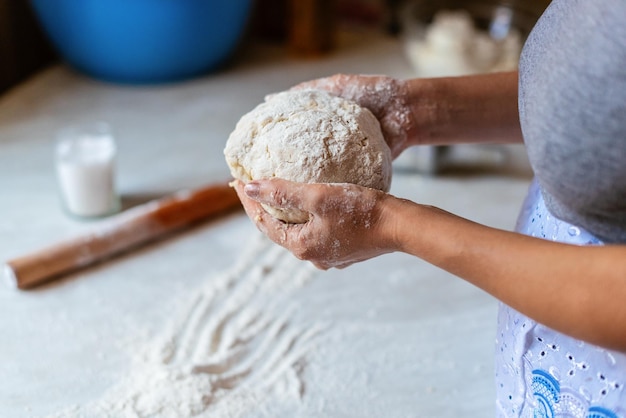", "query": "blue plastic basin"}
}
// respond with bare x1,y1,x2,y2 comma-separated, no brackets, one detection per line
30,0,253,83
